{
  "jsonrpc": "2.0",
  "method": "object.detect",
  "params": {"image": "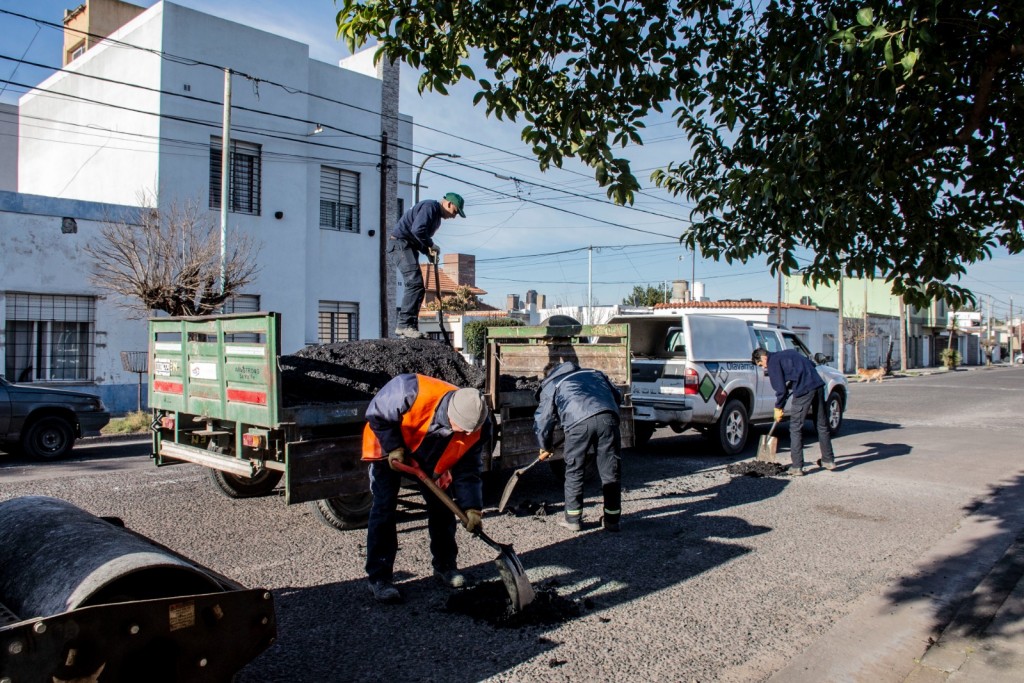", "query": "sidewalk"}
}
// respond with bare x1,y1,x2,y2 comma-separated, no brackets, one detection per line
904,530,1024,682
